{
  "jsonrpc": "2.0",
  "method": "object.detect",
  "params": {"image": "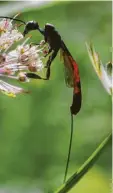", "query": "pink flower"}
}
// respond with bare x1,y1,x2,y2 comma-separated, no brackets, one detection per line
0,16,44,97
